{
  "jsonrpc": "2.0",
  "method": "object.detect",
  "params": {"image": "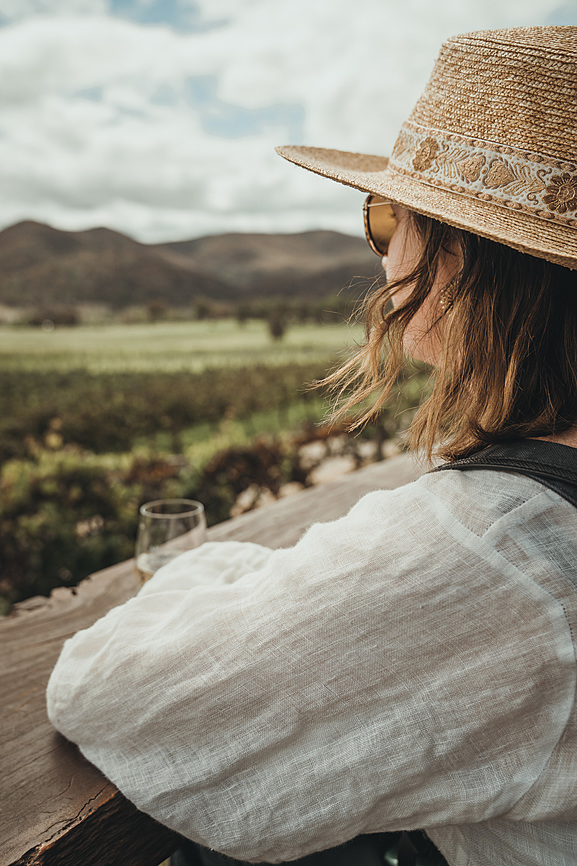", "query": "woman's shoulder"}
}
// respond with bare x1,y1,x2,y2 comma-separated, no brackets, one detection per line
395,466,577,598
352,461,565,540
413,461,576,535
